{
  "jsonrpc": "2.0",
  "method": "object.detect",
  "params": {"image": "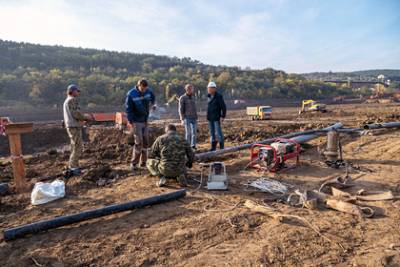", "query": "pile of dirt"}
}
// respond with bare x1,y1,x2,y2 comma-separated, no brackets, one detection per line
85,126,165,163
88,126,164,148
0,124,69,157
